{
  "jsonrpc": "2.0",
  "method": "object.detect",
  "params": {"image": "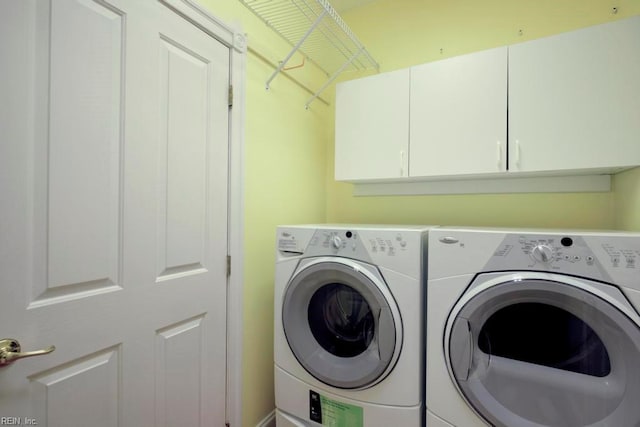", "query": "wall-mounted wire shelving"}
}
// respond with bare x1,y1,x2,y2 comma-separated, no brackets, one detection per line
238,0,380,108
